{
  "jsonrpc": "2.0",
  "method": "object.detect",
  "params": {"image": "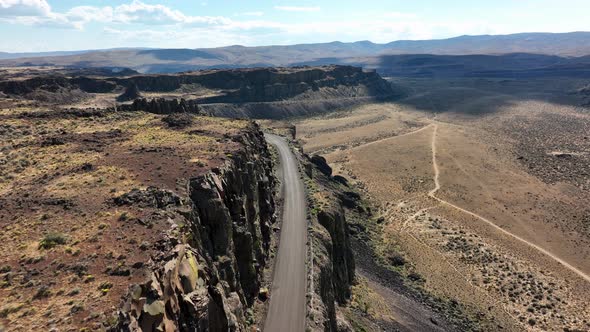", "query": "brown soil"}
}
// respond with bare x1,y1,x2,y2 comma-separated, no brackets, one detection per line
0,104,249,331
293,78,590,331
